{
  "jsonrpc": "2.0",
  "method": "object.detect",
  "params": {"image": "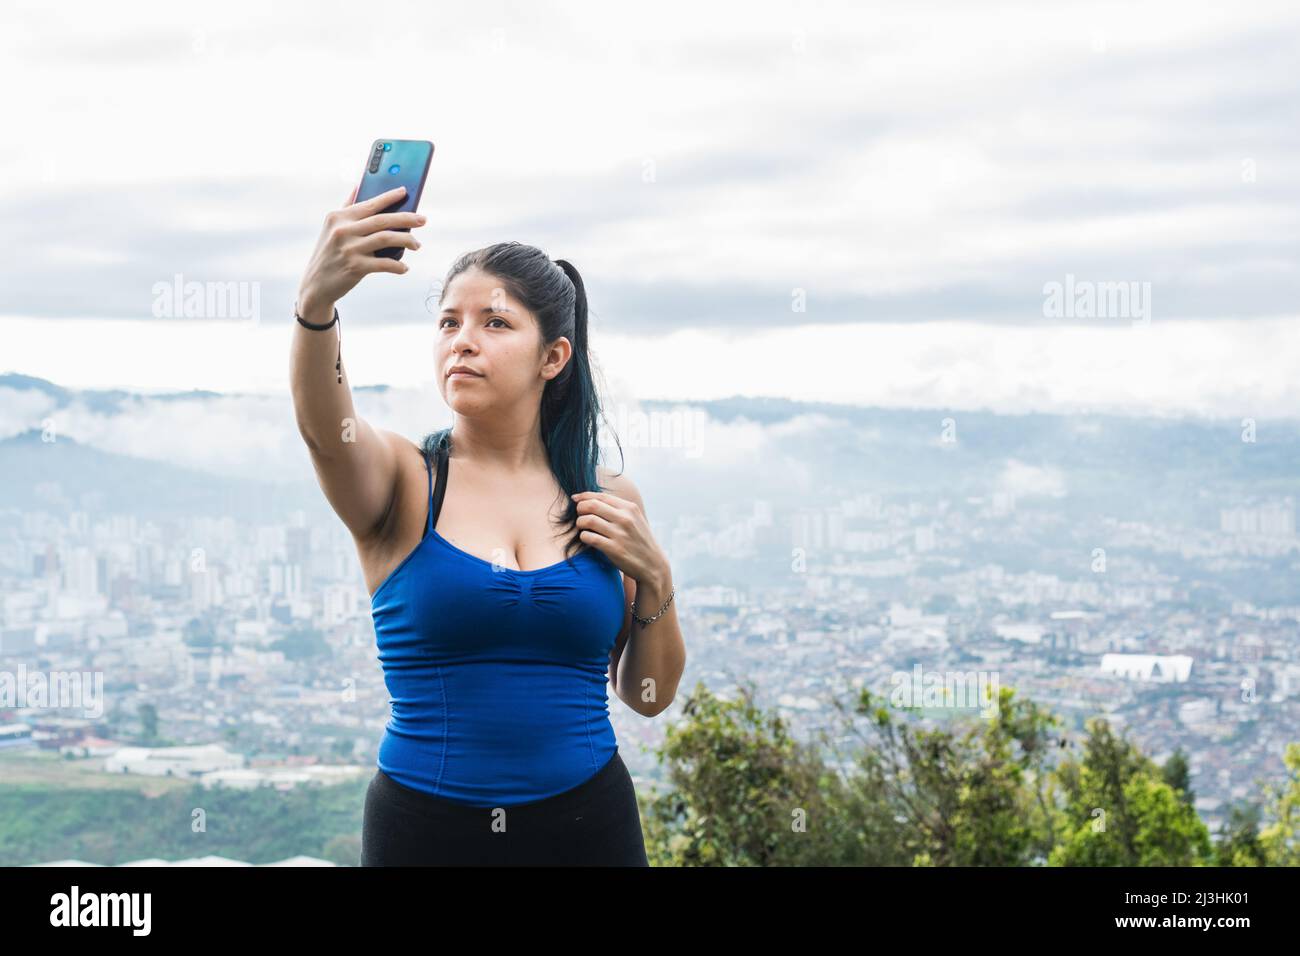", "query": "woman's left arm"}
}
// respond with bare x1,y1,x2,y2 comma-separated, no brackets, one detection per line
573,476,685,718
